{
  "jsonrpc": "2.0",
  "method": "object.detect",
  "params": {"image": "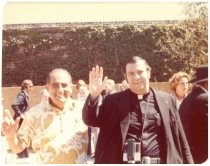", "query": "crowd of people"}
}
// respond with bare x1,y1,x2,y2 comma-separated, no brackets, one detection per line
1,56,208,164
